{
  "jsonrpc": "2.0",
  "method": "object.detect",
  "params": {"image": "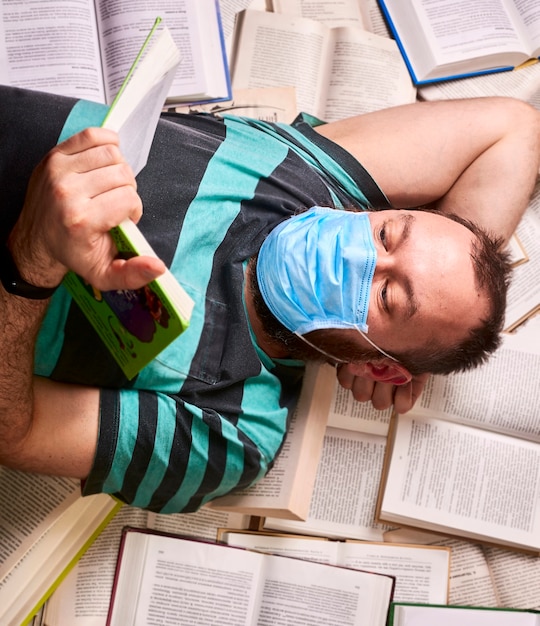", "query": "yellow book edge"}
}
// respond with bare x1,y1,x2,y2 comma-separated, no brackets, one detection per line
20,499,123,626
